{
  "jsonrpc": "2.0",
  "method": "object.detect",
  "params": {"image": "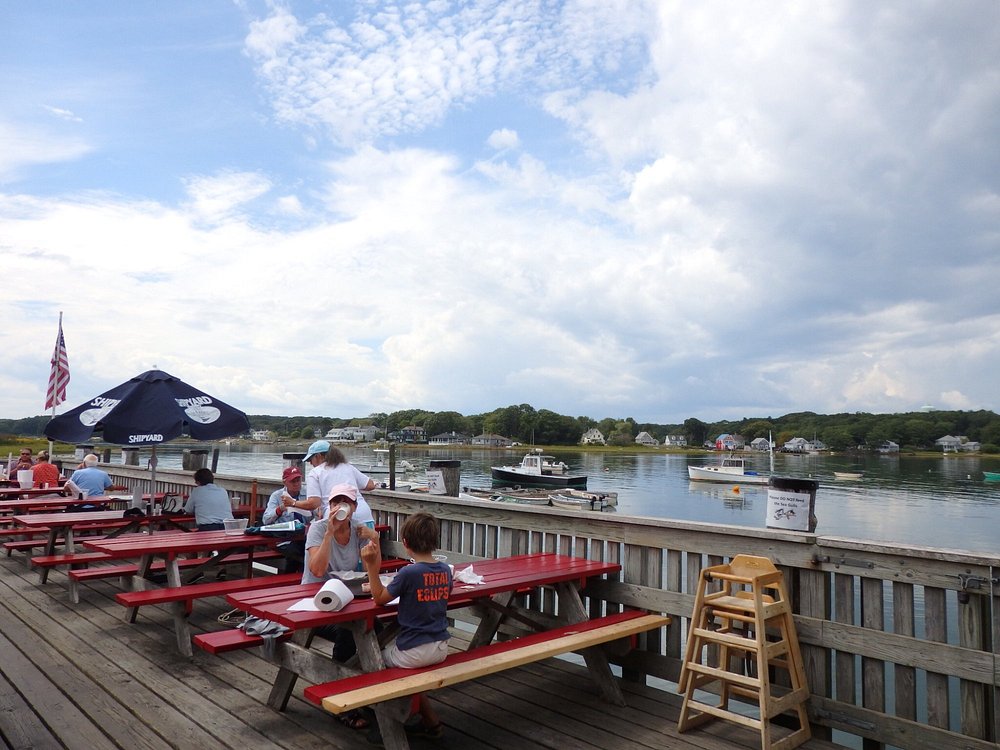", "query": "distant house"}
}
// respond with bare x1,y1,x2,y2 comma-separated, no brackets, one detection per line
471,433,513,447
250,429,273,442
782,437,808,453
878,440,900,454
429,431,469,445
750,437,772,452
580,428,606,446
324,427,355,443
714,434,742,451
397,425,427,443
663,434,687,447
635,431,659,447
935,435,980,453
